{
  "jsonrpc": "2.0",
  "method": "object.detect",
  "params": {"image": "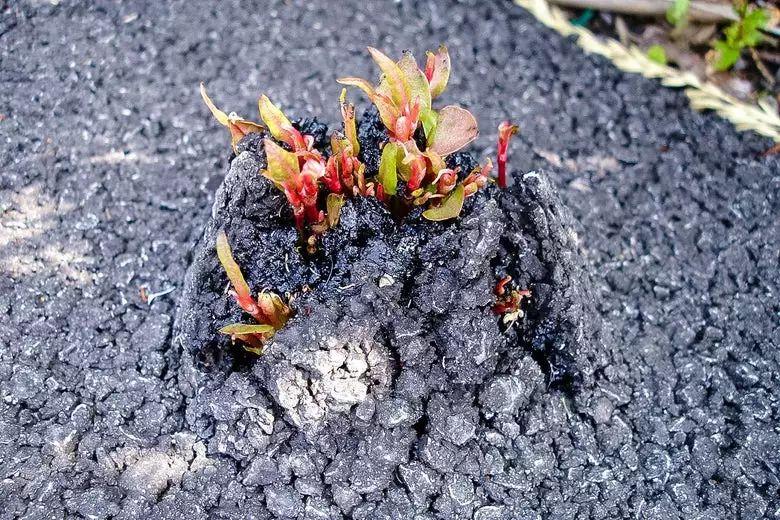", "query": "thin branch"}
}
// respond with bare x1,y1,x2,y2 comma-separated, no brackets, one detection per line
750,48,775,86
